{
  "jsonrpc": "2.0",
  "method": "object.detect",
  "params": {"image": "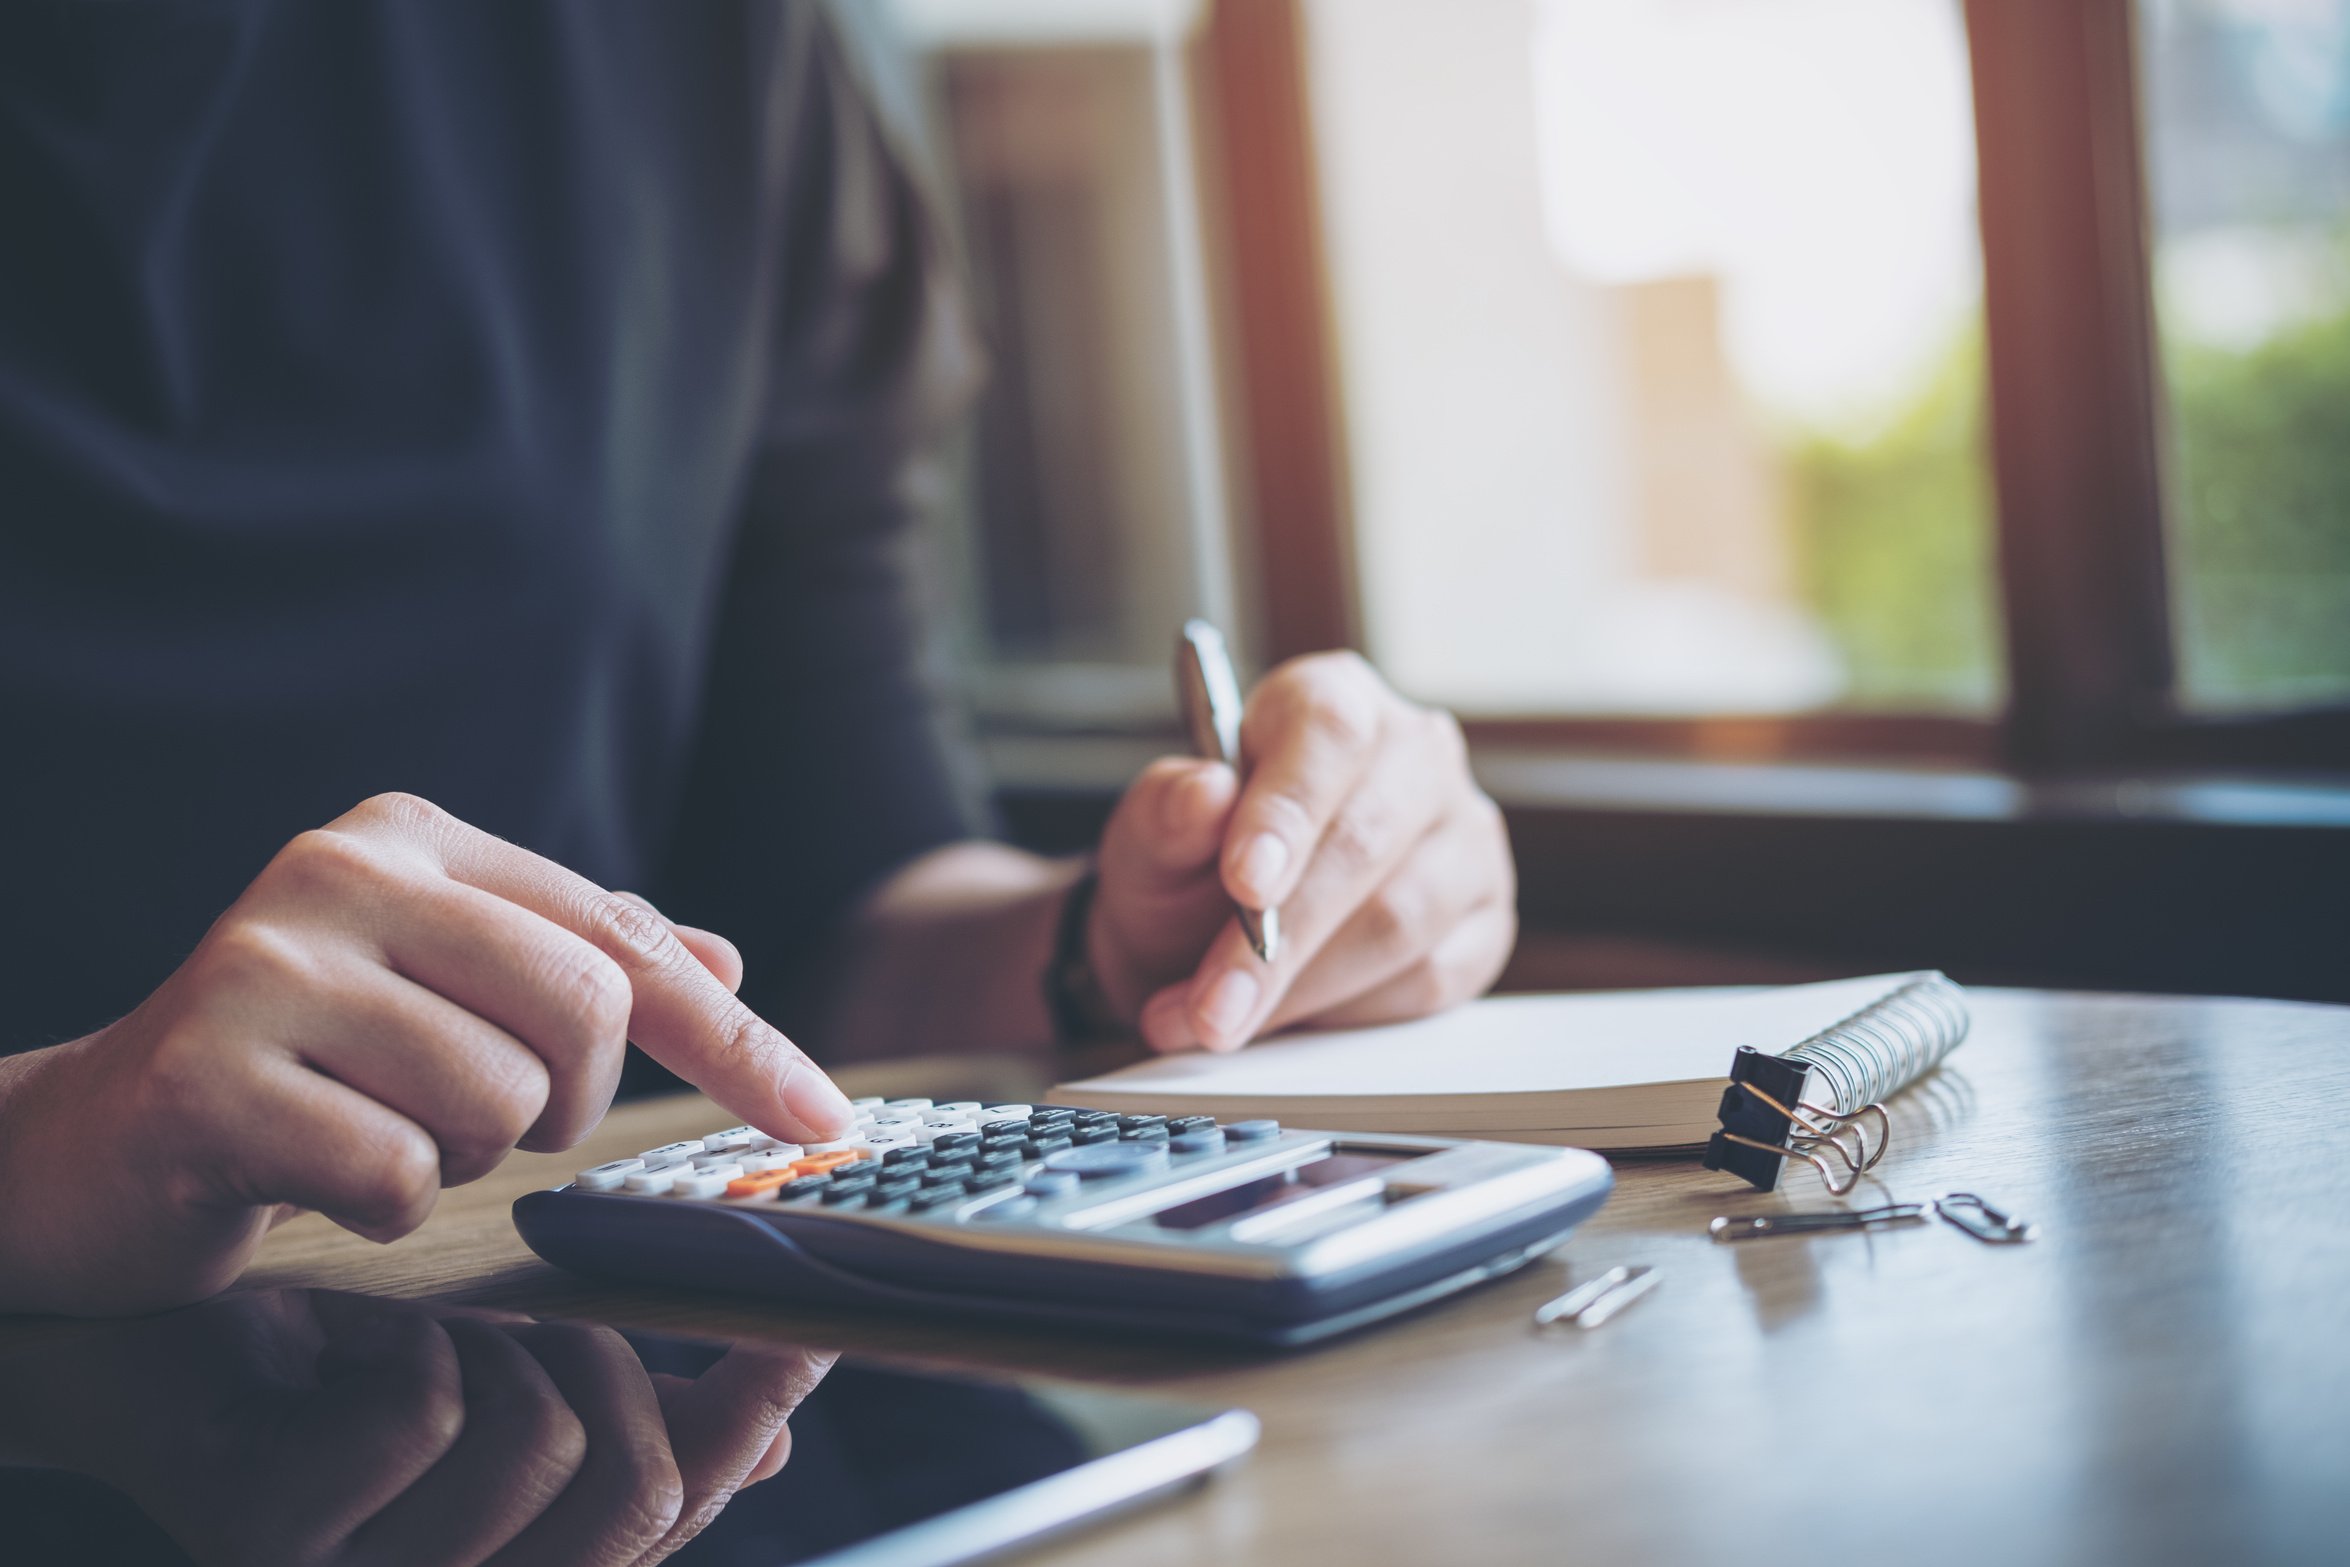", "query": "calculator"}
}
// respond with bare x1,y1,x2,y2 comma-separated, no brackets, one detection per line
514,1098,1614,1346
